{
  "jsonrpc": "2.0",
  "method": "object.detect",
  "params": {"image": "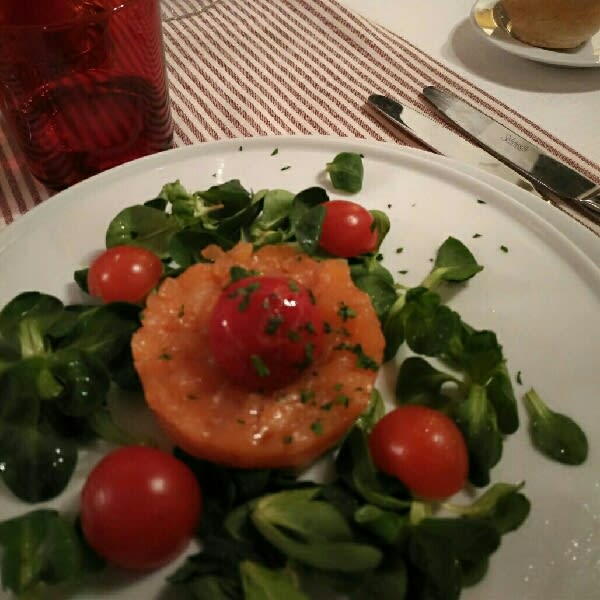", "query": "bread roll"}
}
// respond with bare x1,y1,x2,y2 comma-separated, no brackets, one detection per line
501,0,600,49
